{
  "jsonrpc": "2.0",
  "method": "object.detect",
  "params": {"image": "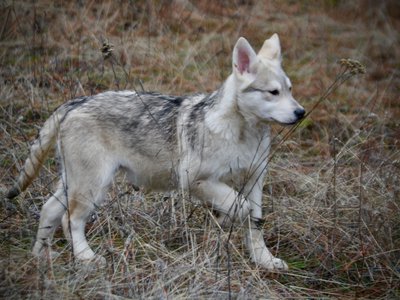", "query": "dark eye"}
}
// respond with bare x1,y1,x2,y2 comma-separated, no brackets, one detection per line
269,90,280,96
